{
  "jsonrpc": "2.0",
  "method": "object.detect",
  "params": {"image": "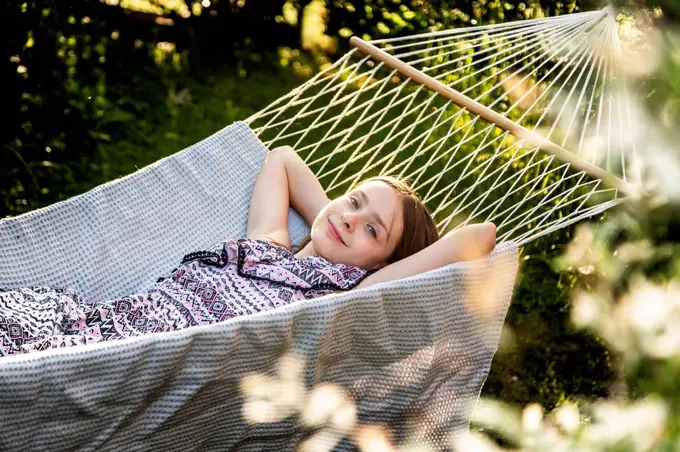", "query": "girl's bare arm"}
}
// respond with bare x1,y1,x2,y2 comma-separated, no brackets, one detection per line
356,223,497,289
246,146,329,248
